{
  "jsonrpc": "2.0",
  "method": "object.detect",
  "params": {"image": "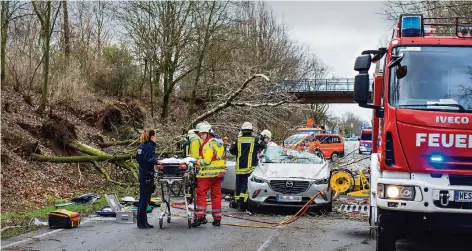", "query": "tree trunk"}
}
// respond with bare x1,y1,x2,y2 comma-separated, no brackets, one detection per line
161,90,170,119
31,154,134,163
140,58,148,98
36,2,52,113
62,0,71,61
149,63,154,118
1,1,9,87
98,139,139,148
